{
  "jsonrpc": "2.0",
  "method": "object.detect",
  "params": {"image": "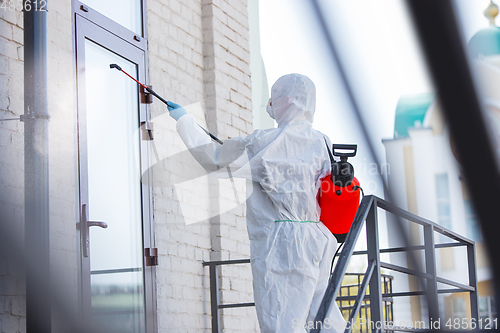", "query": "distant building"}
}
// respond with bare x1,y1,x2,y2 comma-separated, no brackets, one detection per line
382,1,500,325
